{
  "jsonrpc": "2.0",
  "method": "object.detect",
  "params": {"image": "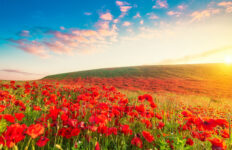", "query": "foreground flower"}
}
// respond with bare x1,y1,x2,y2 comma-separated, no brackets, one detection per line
95,142,100,150
36,136,49,147
15,113,25,121
2,123,27,148
142,131,154,143
131,136,143,148
4,114,15,123
209,138,227,150
26,124,45,139
186,138,194,146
